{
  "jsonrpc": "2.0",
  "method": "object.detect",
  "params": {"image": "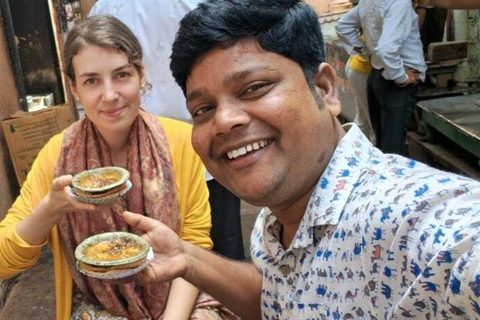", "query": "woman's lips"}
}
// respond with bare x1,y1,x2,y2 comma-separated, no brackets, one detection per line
103,107,124,117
